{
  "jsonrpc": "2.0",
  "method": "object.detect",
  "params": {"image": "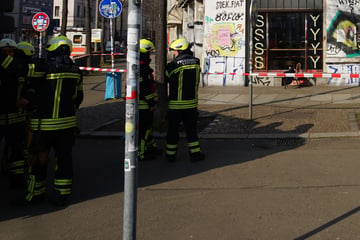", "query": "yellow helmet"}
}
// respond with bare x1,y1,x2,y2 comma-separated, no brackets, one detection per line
169,38,189,51
45,35,72,52
139,39,154,54
0,38,17,49
17,41,35,56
